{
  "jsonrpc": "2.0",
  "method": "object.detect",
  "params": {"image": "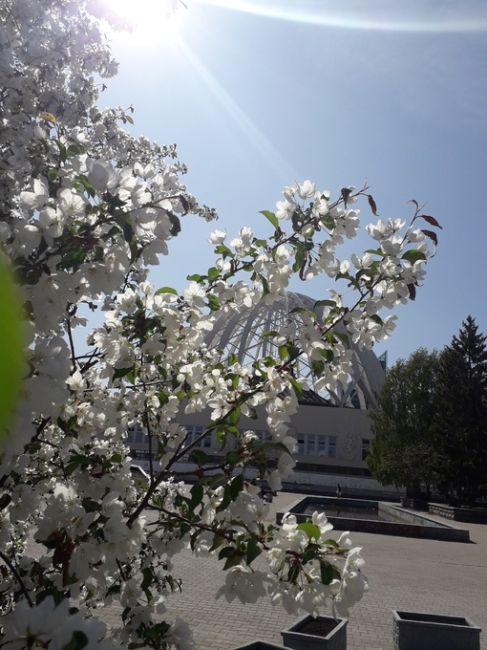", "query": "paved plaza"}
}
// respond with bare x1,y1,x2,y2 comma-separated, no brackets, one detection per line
99,491,487,649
